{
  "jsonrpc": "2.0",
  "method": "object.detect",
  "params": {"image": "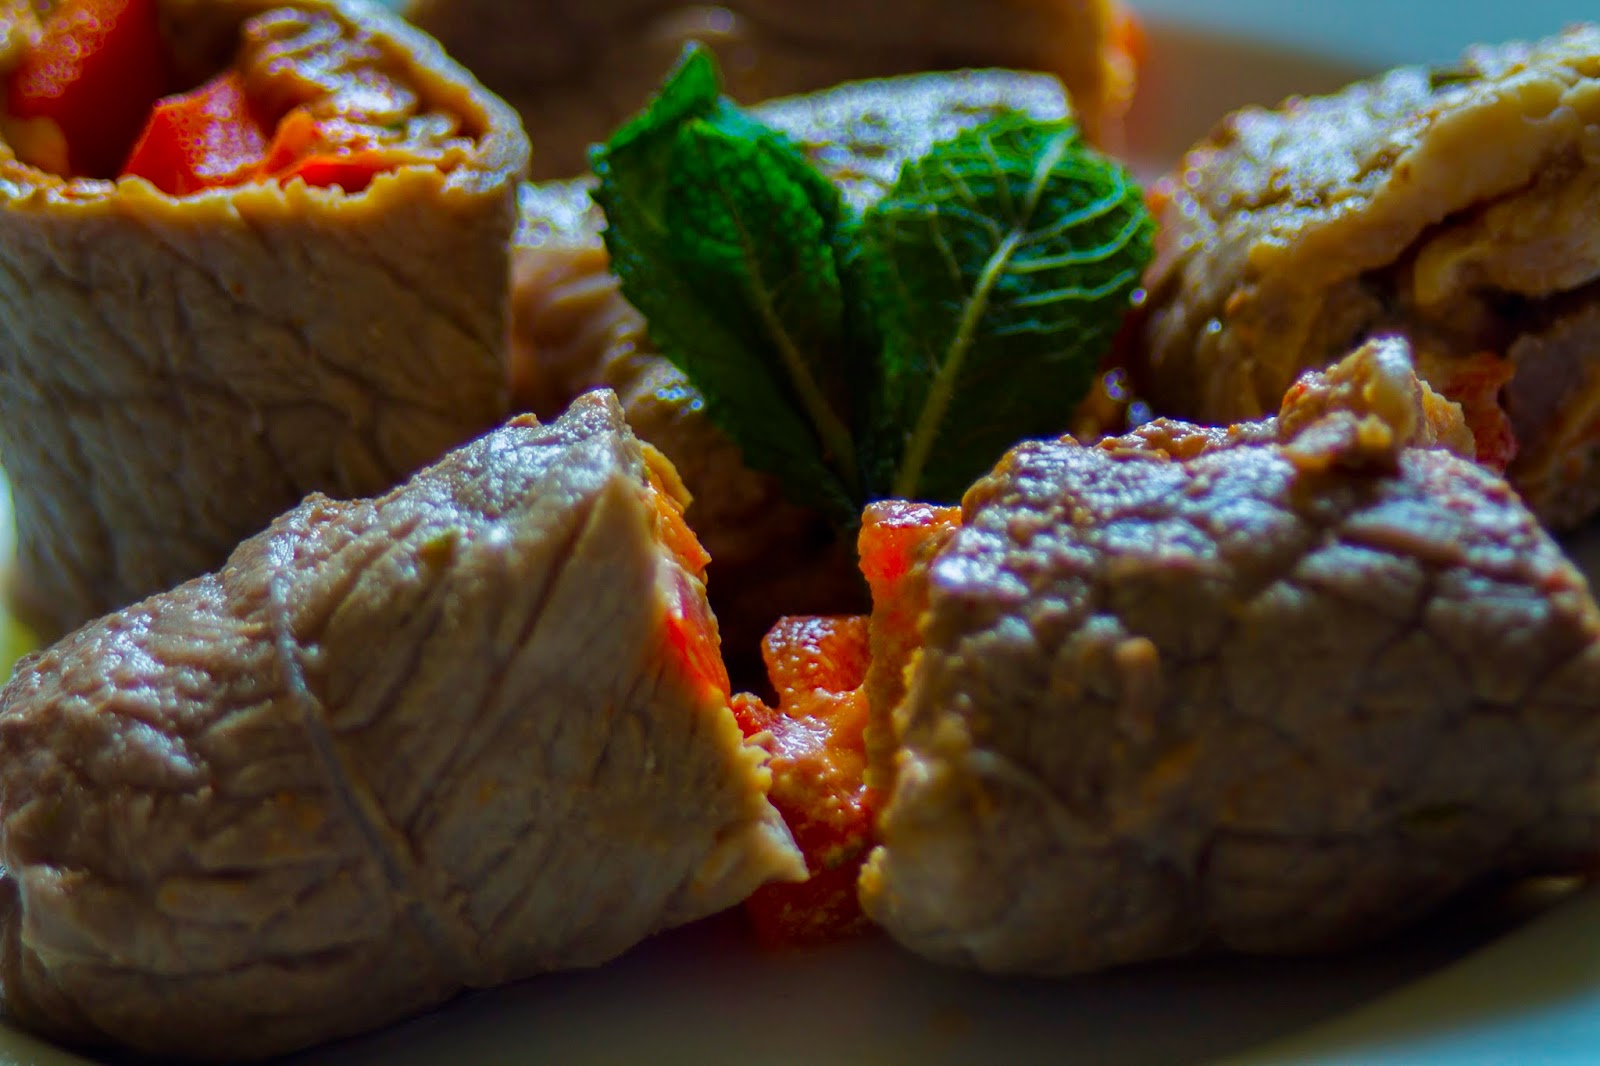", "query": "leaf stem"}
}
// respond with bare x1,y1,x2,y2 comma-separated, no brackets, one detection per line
705,164,862,500
892,129,1073,500
751,284,862,499
891,230,1017,499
